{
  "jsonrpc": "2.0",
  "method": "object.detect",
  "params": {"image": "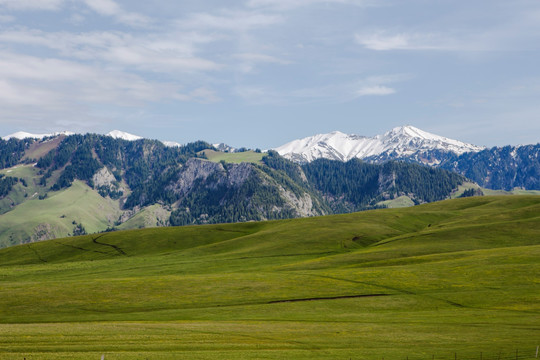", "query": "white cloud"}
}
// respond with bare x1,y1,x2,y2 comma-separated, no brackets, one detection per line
0,0,64,11
355,8,540,53
355,32,463,51
234,85,269,99
177,87,221,103
233,52,291,73
180,10,283,31
0,51,219,130
81,0,119,16
0,0,150,27
0,13,14,22
356,85,395,96
81,0,151,27
0,28,221,73
235,73,402,105
247,0,374,11
234,53,290,64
